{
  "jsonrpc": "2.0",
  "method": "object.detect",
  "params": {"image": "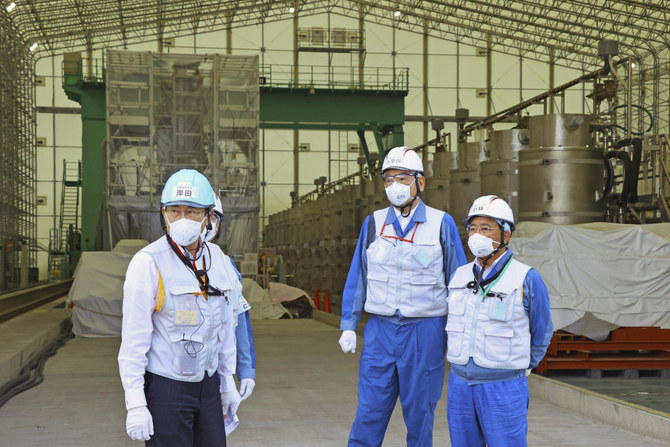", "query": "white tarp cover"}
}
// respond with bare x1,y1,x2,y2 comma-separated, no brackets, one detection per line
68,240,148,337
242,278,288,320
268,282,316,308
509,222,670,340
